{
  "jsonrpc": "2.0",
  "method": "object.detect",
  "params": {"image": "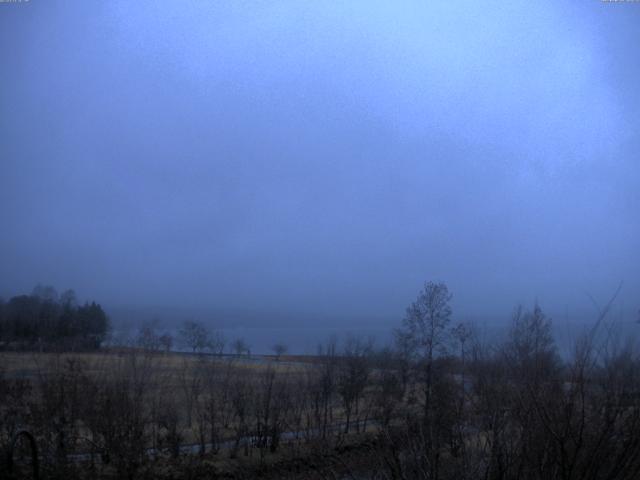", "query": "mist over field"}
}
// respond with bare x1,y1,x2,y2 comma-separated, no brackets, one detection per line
1,1,639,349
